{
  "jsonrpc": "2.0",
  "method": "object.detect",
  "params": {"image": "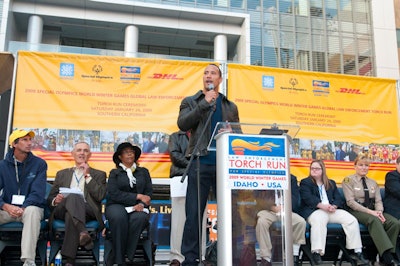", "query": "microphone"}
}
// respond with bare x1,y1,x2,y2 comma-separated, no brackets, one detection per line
207,84,216,110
